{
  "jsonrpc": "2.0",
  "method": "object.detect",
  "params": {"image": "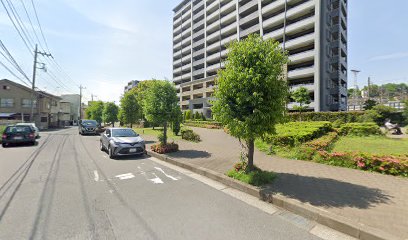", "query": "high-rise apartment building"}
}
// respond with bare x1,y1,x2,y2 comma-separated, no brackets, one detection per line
173,0,348,117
